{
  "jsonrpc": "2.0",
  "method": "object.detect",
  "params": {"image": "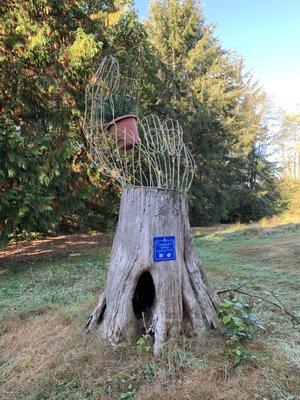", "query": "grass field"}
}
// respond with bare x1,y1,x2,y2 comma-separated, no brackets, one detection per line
0,223,299,400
